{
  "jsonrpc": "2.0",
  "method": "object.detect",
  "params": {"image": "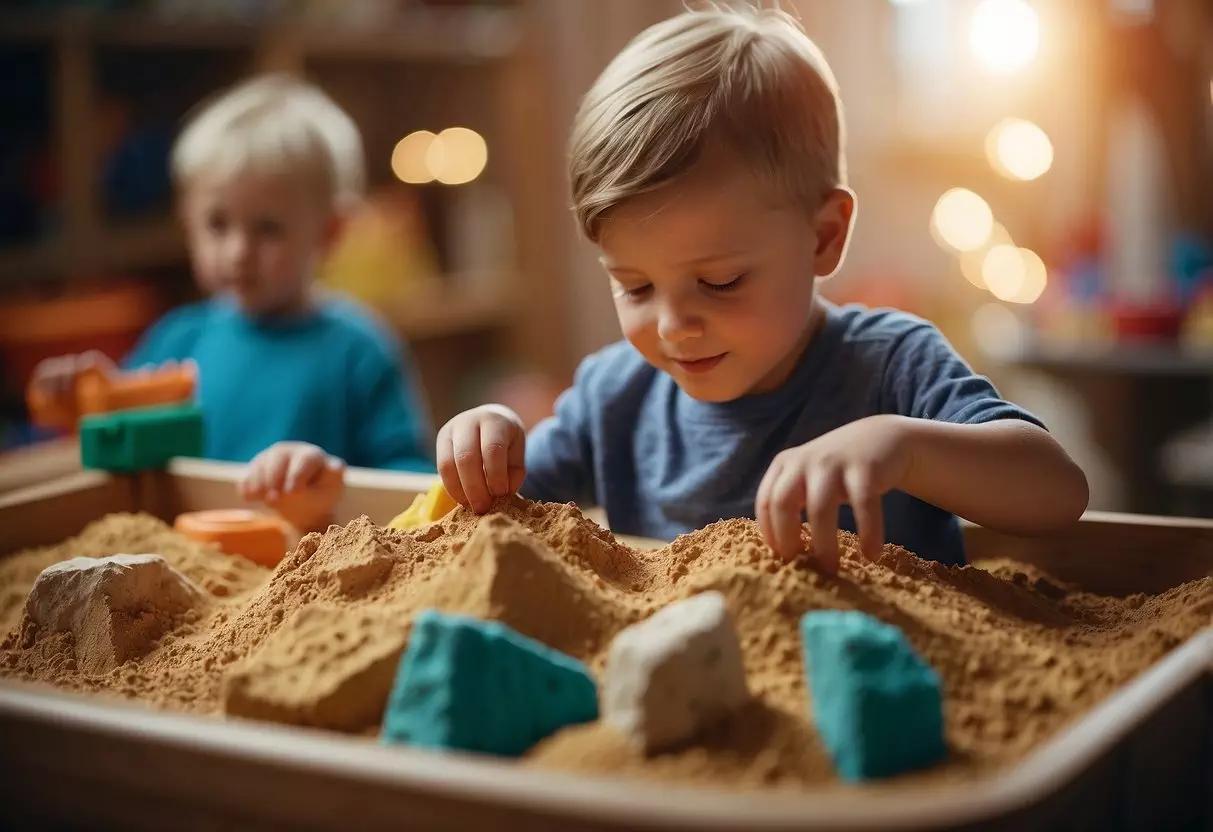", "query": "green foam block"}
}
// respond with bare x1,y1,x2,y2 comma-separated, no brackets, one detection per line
79,404,205,473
